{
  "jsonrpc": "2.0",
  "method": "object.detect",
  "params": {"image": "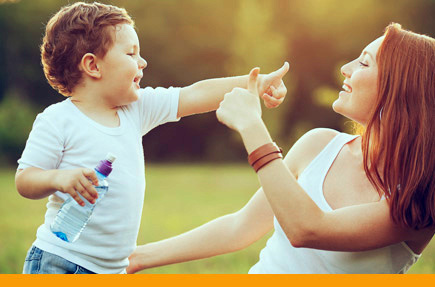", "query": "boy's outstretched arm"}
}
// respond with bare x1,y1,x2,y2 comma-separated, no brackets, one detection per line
177,62,289,118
